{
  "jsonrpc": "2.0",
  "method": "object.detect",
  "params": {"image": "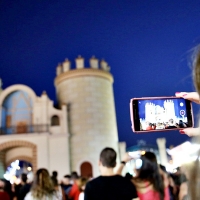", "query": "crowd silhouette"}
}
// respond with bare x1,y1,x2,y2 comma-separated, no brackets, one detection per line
0,147,191,200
